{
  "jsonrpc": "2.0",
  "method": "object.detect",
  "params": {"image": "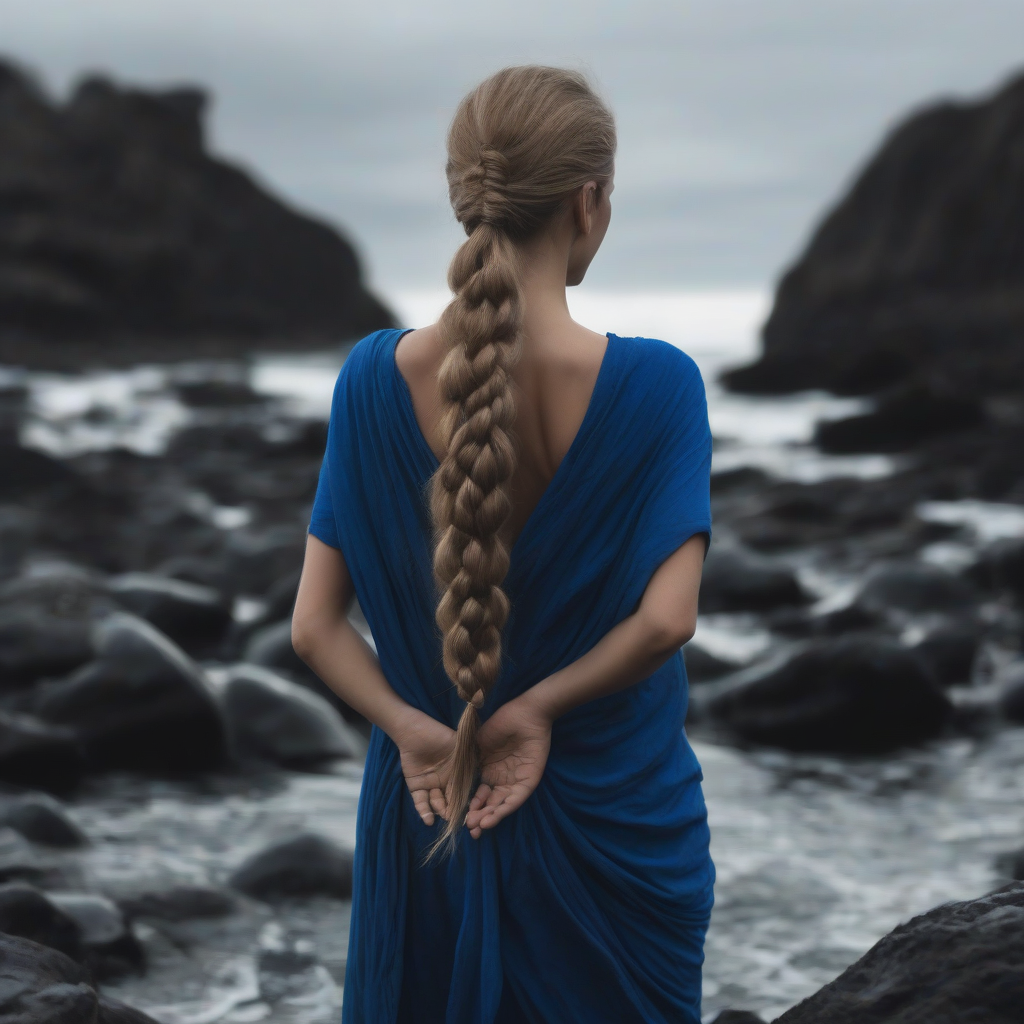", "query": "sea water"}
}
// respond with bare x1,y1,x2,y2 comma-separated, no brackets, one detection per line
7,290,1024,1021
